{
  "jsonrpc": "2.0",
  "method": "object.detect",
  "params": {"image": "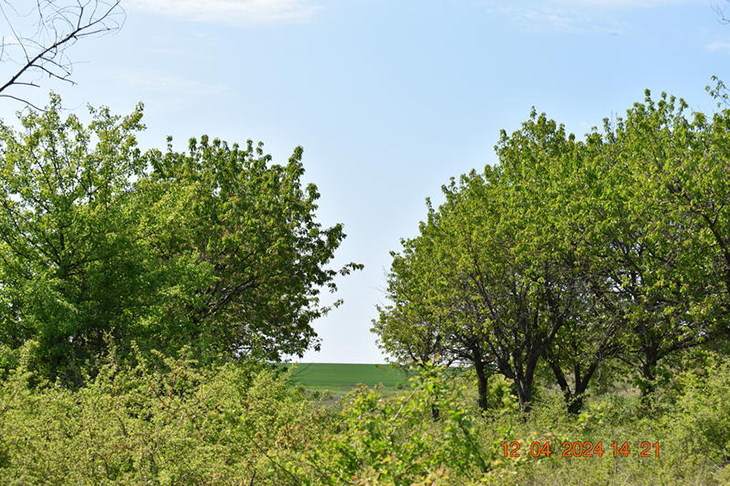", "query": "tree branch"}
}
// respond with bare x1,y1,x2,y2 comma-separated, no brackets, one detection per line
0,0,124,108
